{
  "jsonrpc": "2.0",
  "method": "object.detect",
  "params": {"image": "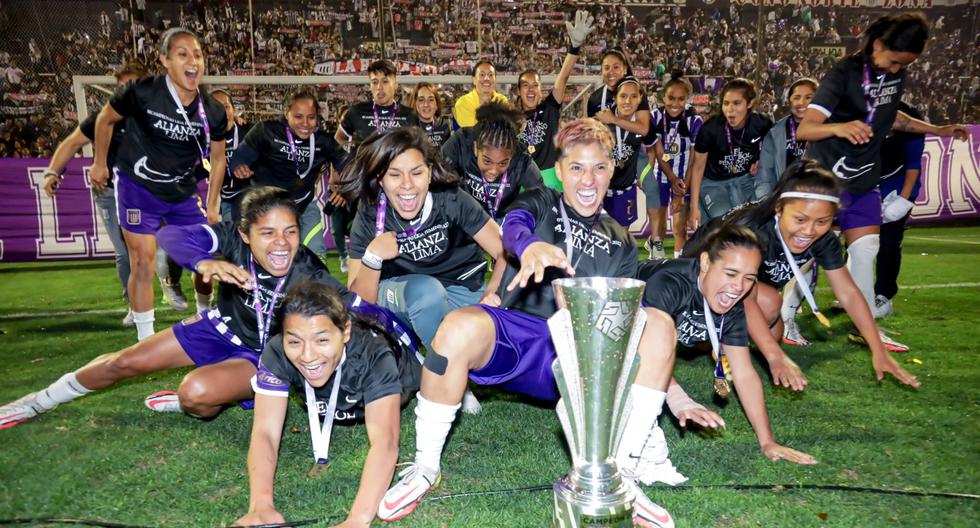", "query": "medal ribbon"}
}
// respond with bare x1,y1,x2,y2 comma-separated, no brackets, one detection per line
662,112,680,151
613,113,637,166
305,350,345,465
248,257,288,350
372,102,398,133
724,114,749,174
698,280,730,384
481,170,509,219
558,199,601,271
787,116,807,155
165,75,210,166
284,124,316,179
374,192,433,237
861,64,886,126
772,216,831,327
